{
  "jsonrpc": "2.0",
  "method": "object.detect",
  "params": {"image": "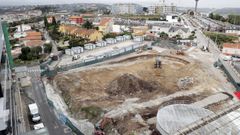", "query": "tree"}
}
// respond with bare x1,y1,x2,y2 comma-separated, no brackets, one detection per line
69,38,85,47
44,43,53,53
52,16,57,26
102,33,117,40
176,34,182,40
178,17,181,23
143,7,148,13
82,21,94,29
19,47,31,60
209,13,214,19
31,46,42,56
188,35,195,40
44,16,49,28
159,32,169,39
21,47,31,54
228,15,240,25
